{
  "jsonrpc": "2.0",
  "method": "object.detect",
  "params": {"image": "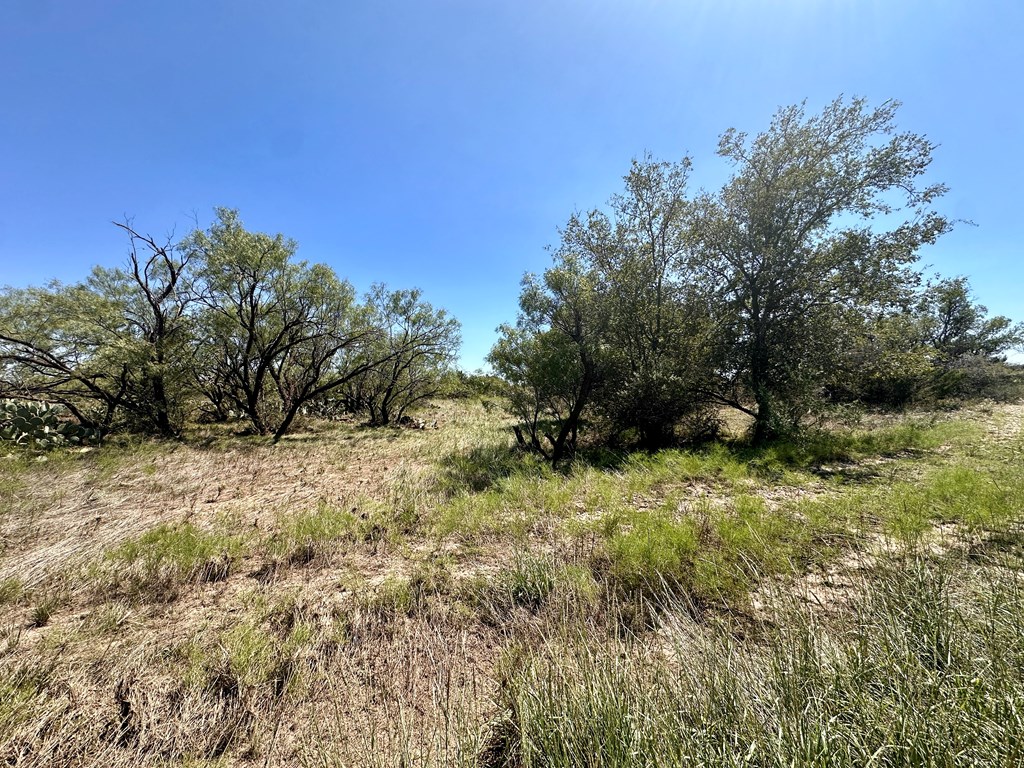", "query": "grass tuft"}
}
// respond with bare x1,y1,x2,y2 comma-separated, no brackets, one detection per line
484,549,1024,767
96,523,245,602
0,578,23,606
